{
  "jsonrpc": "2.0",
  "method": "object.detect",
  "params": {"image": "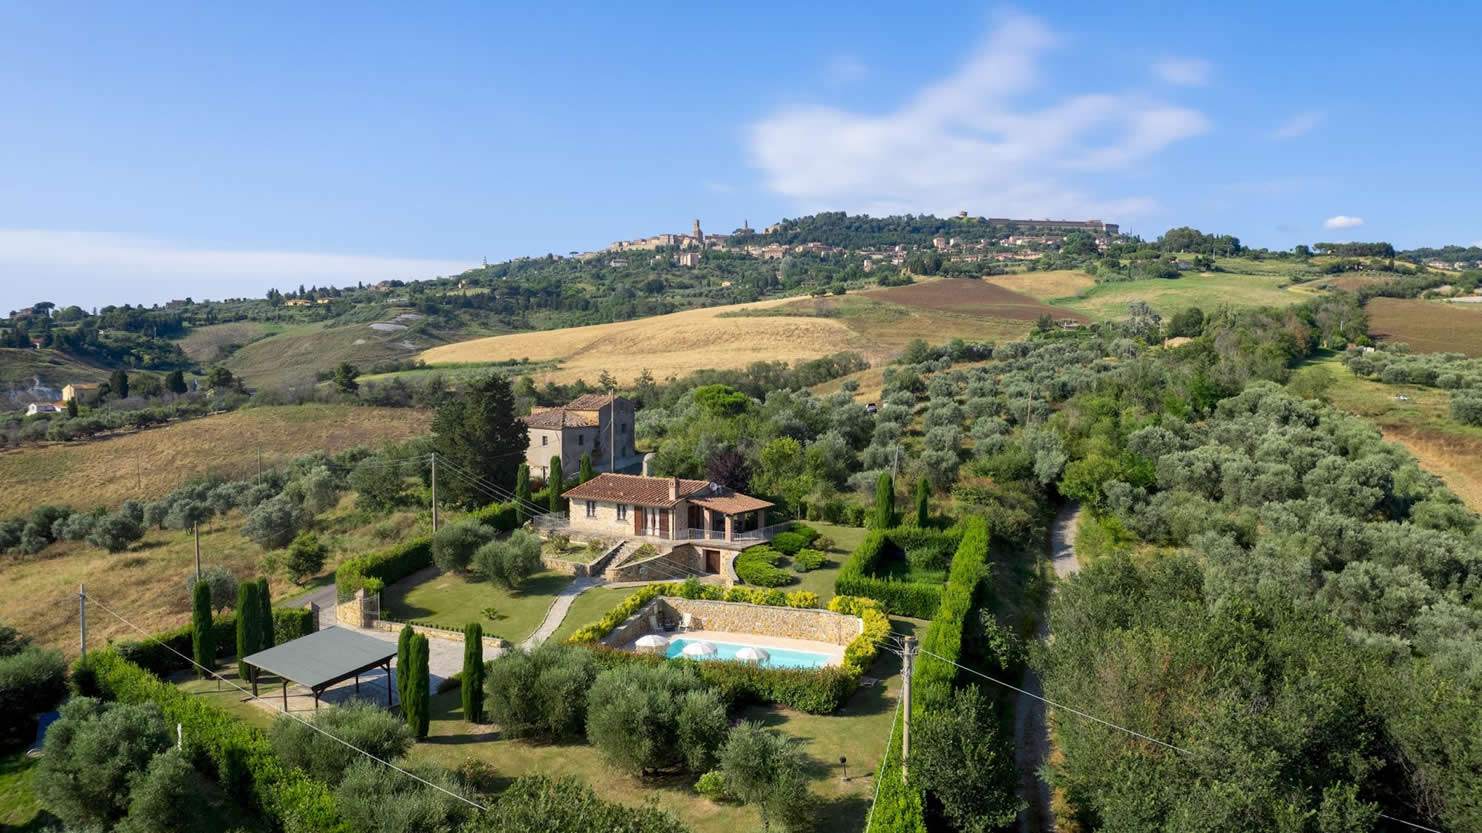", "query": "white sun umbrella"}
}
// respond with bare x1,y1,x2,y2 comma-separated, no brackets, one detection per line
735,646,770,664
681,640,718,658
635,634,669,654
